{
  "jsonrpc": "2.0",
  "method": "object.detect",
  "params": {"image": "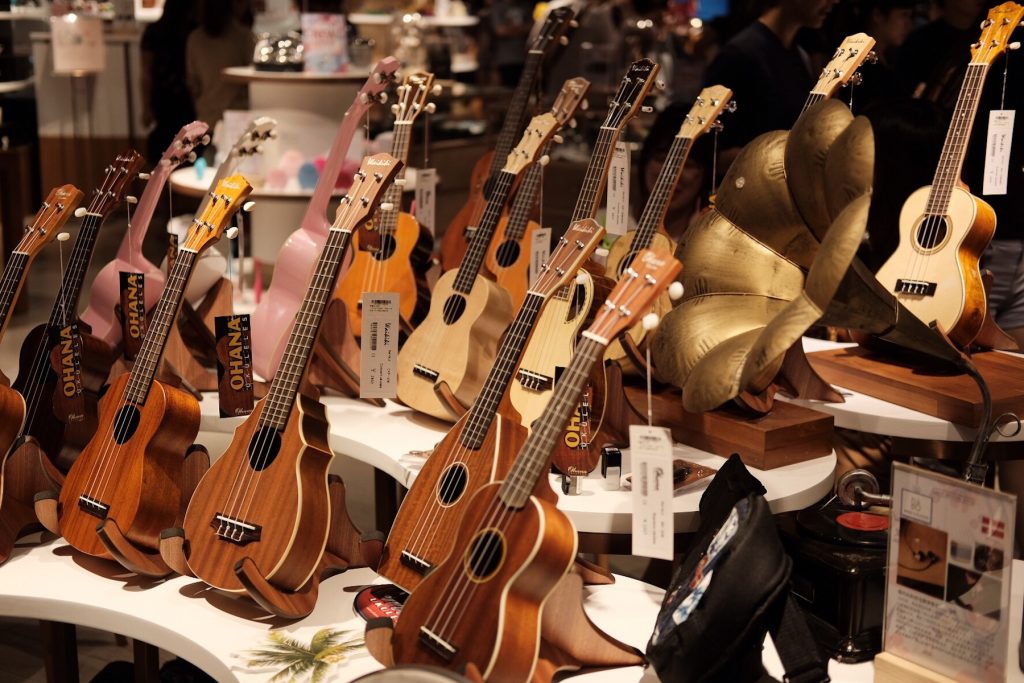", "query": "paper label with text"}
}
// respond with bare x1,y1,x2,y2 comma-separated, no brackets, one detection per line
606,142,631,236
360,292,399,399
983,110,1014,196
414,168,438,235
529,227,552,286
630,425,674,560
